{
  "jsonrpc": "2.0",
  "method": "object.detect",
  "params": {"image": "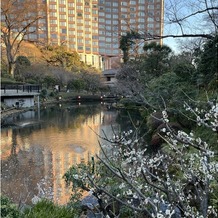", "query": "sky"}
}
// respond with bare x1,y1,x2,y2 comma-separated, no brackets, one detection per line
162,0,217,53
